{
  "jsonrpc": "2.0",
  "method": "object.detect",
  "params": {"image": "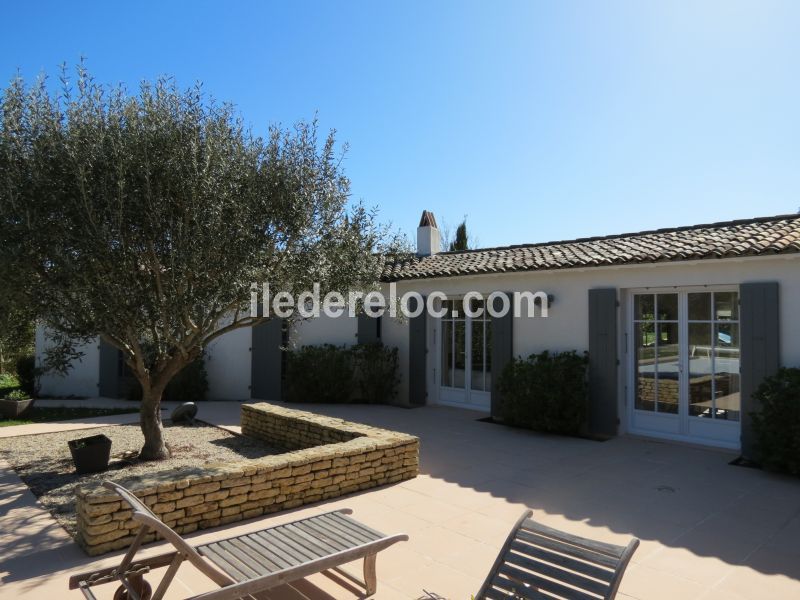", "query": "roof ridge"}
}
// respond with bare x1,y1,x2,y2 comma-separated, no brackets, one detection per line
432,213,800,257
